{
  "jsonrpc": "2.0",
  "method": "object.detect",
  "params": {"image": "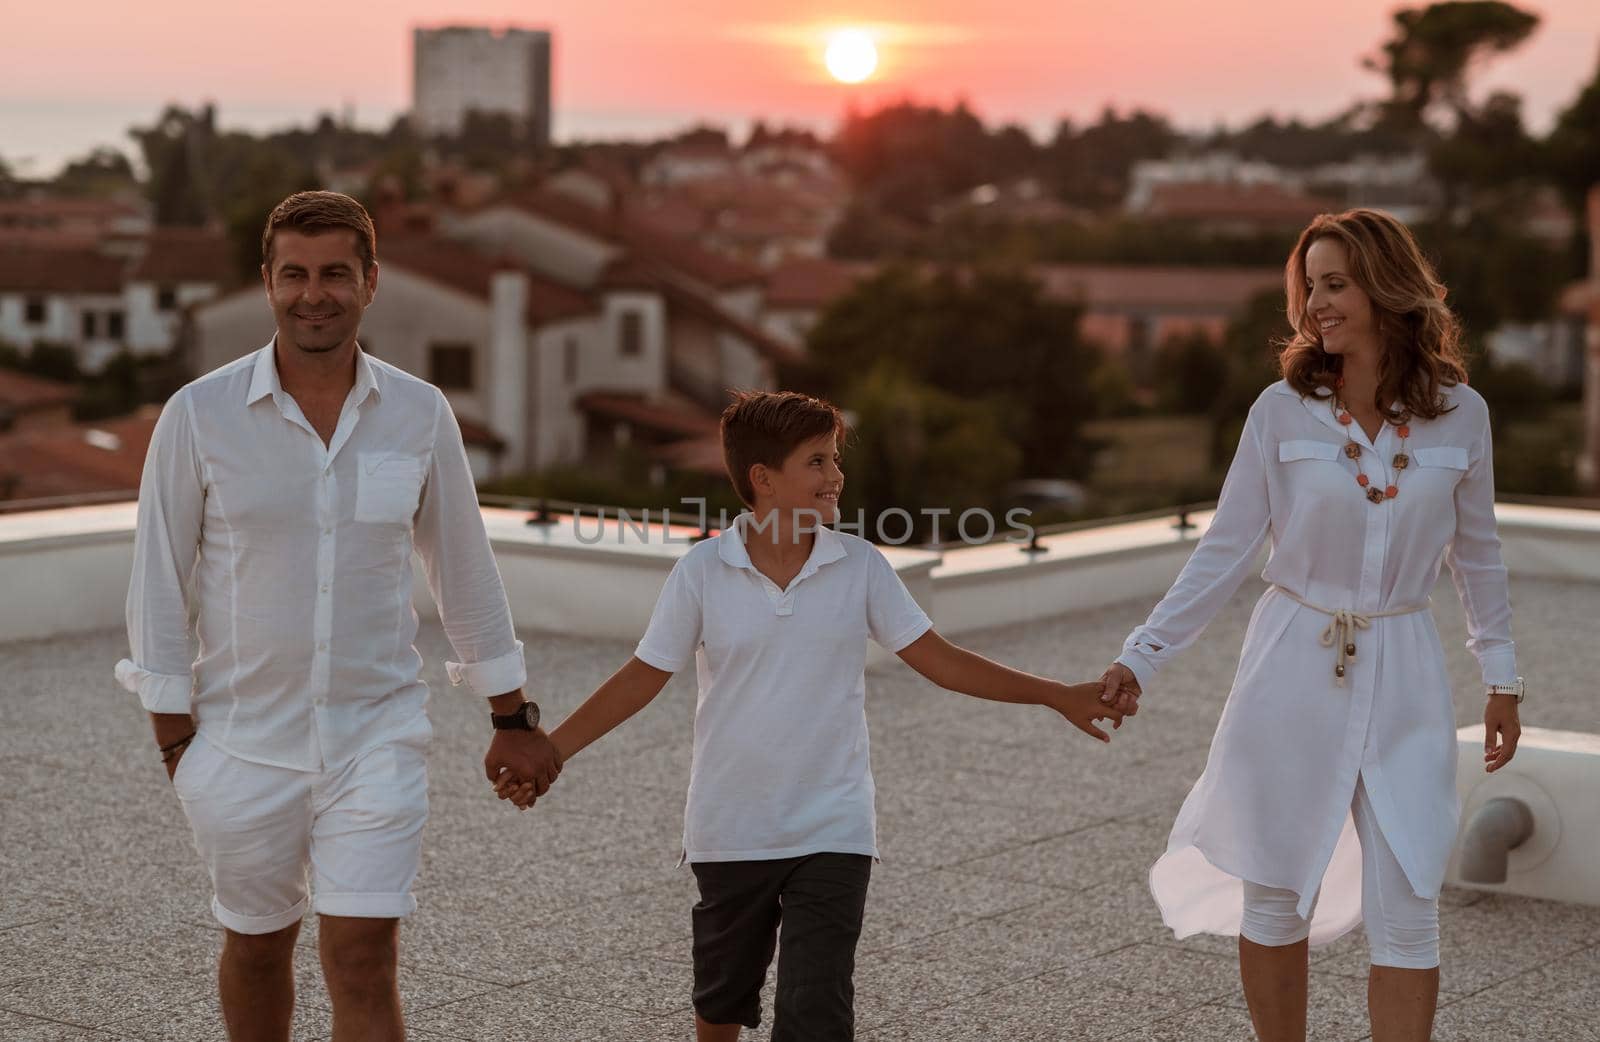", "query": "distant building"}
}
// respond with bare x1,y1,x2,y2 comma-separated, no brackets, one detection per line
757,256,1282,369
1134,181,1336,235
0,226,230,372
190,188,797,482
412,25,552,144
566,140,849,270
1128,150,1441,227
0,196,150,249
